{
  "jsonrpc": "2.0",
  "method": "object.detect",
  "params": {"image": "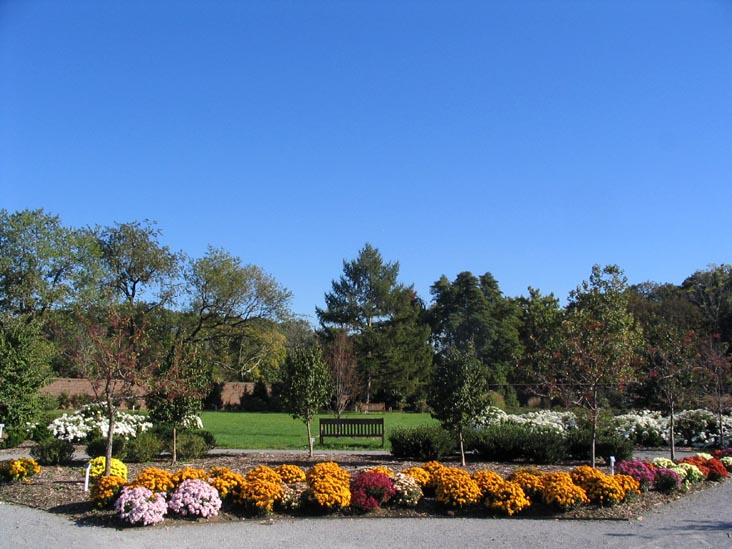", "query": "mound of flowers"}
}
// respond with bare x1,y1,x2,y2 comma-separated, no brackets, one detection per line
304,461,351,511
349,471,396,512
87,456,128,481
615,453,731,493
115,485,167,526
0,457,41,482
234,465,285,515
168,479,222,518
